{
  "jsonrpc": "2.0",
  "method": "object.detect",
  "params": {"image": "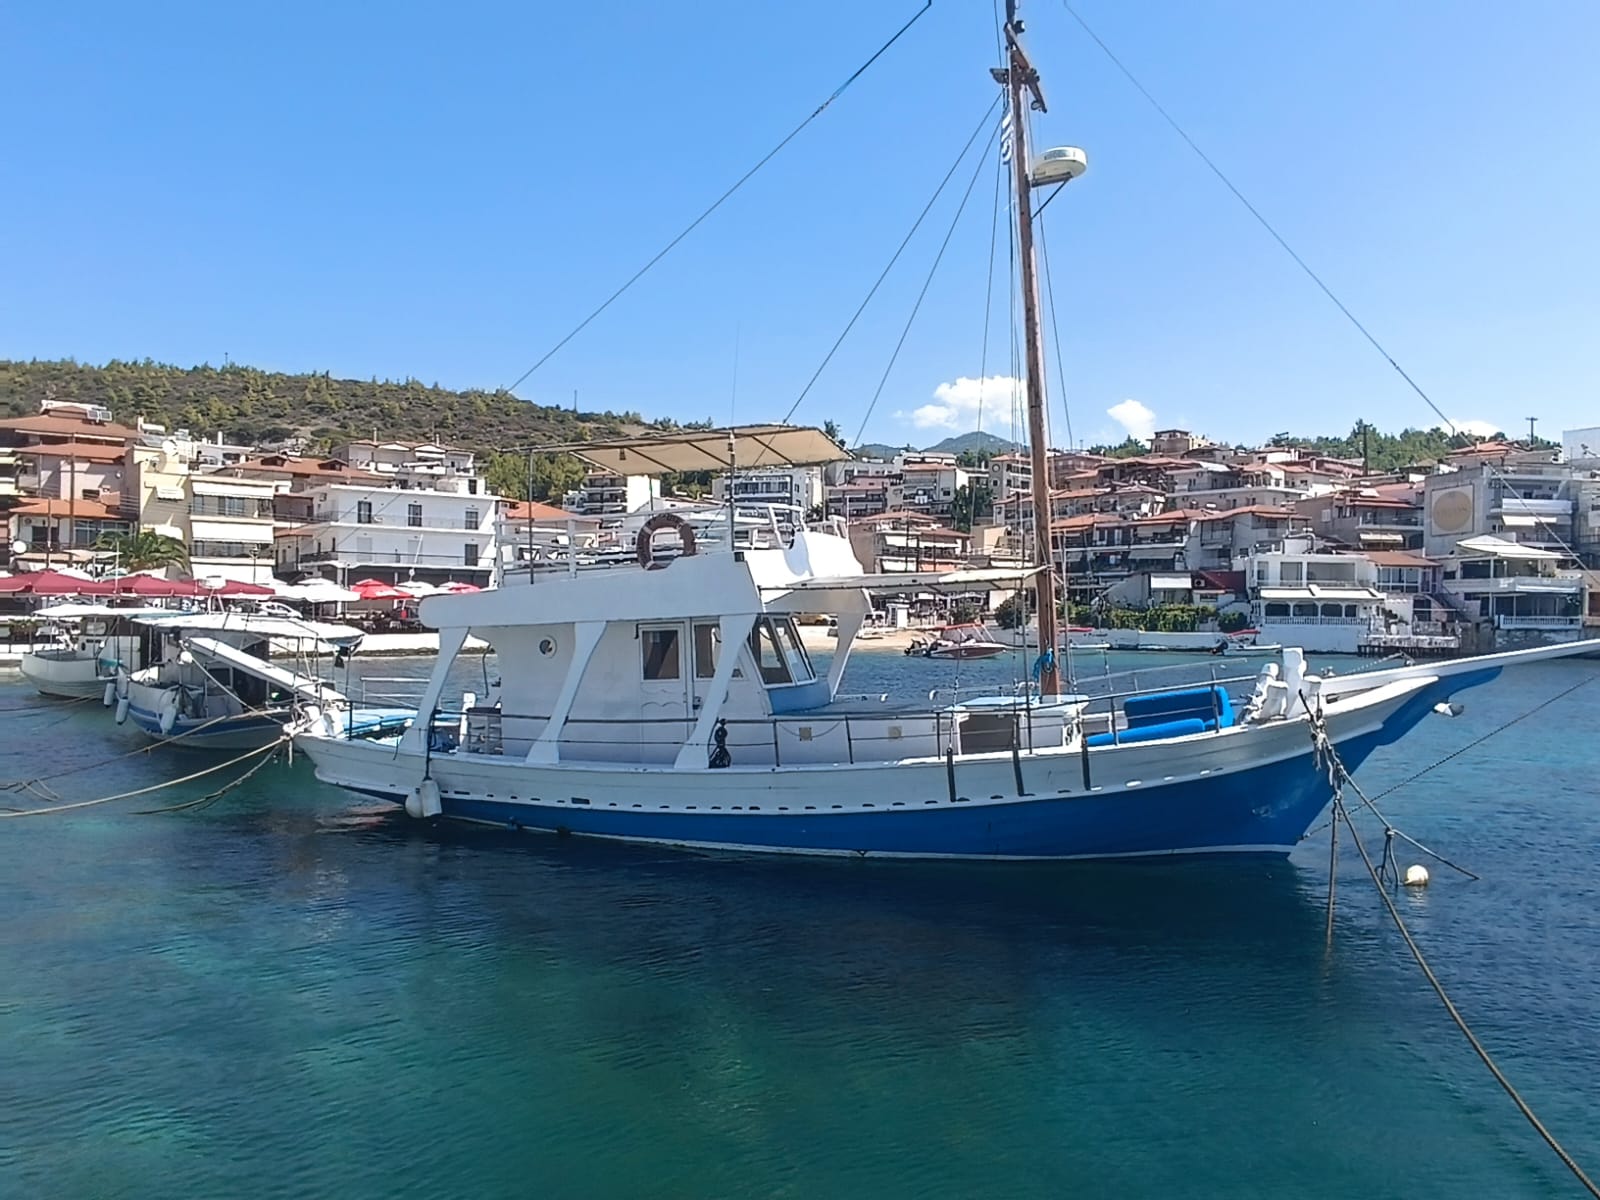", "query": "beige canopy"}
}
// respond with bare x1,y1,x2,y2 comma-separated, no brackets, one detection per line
545,424,850,476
